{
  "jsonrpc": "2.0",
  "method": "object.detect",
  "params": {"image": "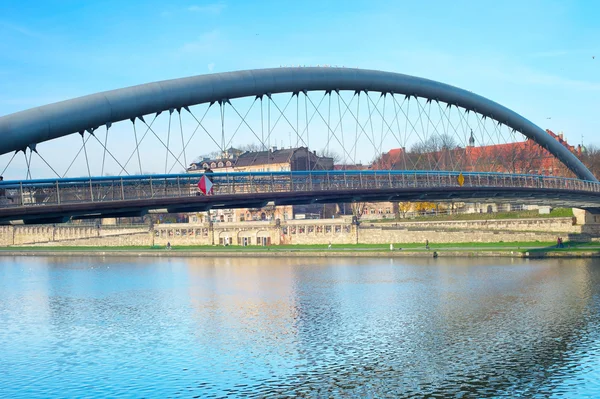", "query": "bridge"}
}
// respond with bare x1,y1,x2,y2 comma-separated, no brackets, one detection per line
0,67,598,224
